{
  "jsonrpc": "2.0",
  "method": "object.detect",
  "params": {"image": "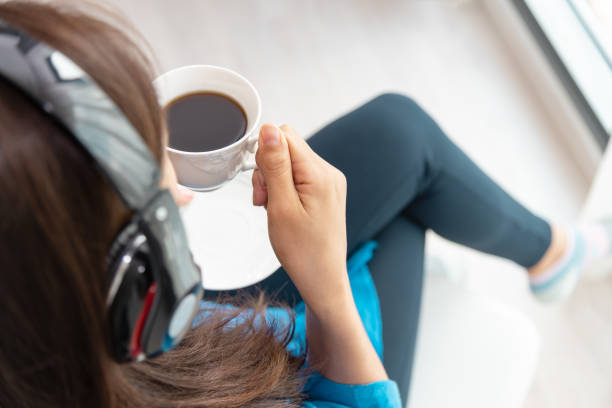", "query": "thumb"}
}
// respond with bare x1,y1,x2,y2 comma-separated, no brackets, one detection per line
255,124,299,209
